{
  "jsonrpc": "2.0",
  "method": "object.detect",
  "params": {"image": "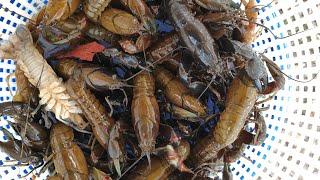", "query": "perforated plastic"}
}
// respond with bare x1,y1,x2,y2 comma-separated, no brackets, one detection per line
230,0,320,179
0,0,319,179
0,1,47,179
